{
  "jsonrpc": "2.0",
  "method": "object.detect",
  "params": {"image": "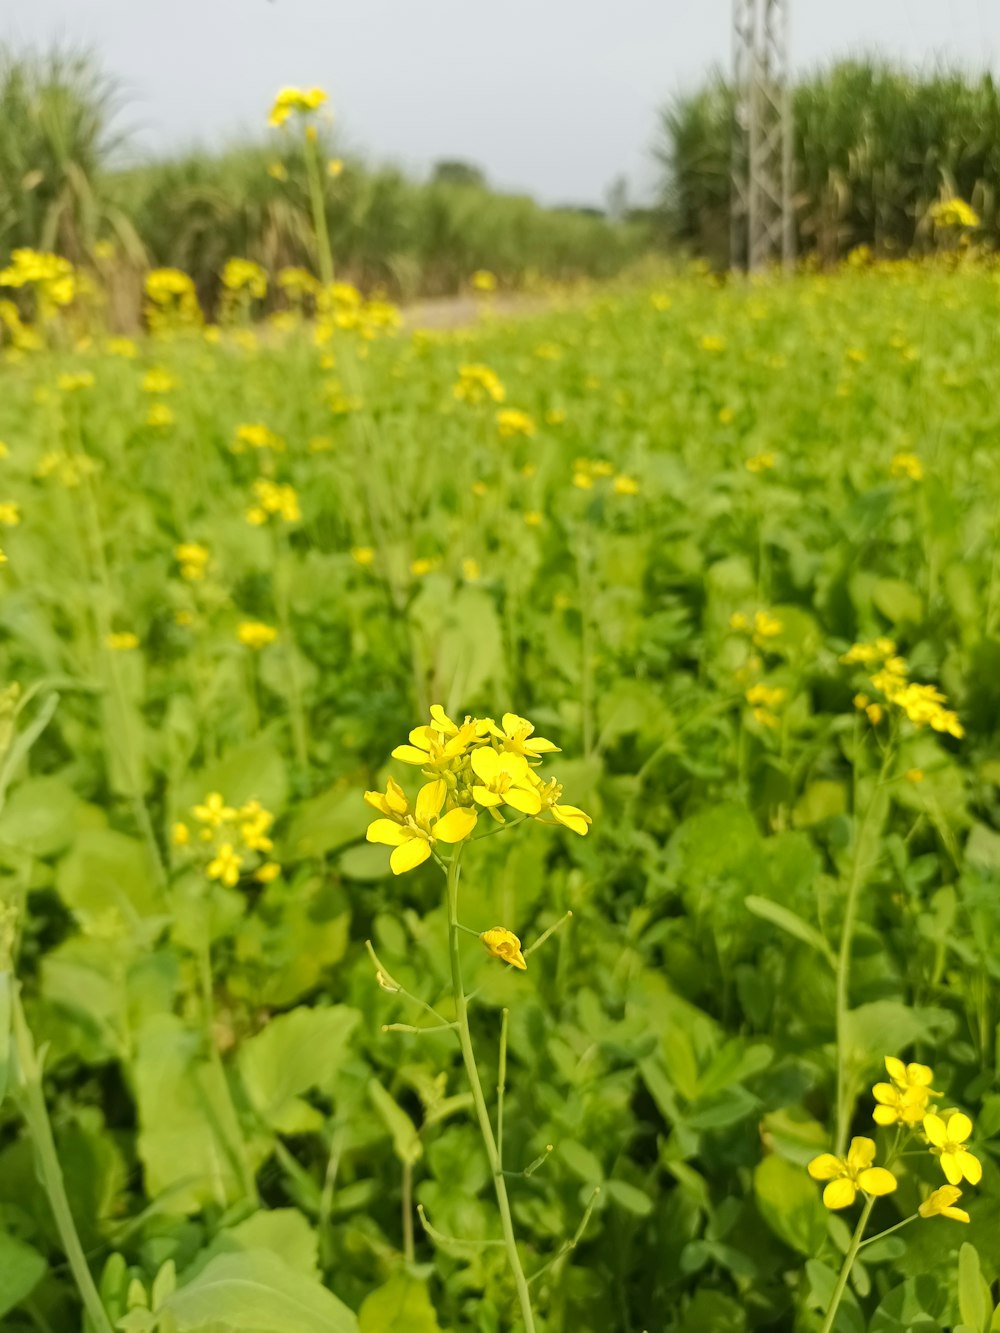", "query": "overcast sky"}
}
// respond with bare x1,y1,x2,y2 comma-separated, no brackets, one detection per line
7,1,1000,205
